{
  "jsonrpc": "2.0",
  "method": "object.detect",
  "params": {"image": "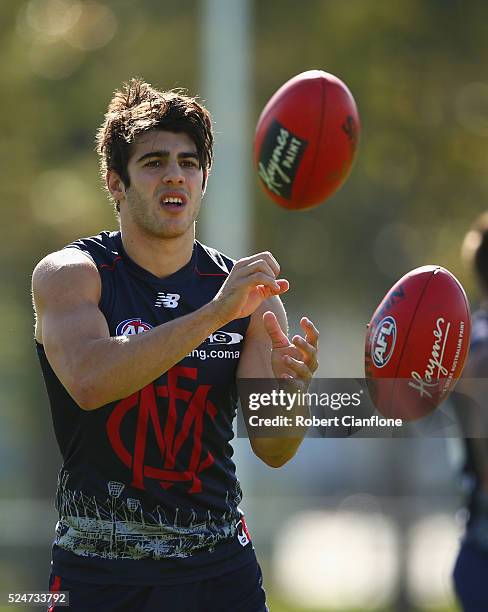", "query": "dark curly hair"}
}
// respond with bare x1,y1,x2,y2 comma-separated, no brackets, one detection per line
96,78,213,206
